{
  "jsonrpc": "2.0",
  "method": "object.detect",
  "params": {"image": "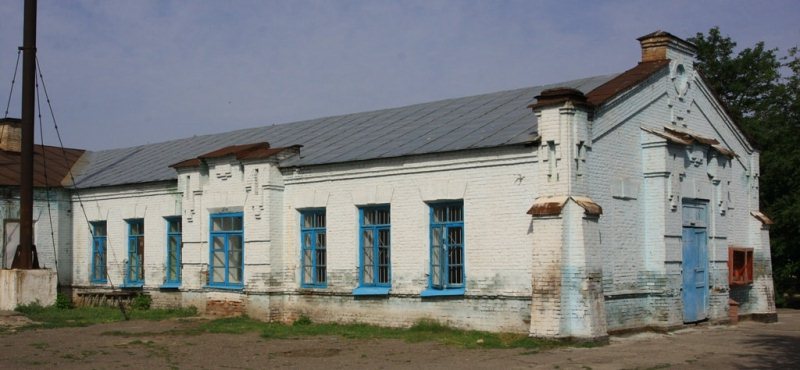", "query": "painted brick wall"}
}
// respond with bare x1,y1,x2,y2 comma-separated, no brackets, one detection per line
589,65,774,329
70,183,182,289
1,188,73,285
